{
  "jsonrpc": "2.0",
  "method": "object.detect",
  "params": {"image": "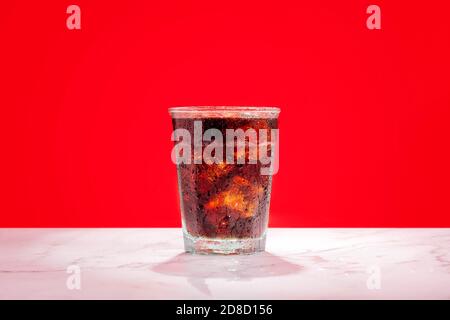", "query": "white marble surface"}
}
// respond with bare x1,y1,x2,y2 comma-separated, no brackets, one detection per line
0,228,449,299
